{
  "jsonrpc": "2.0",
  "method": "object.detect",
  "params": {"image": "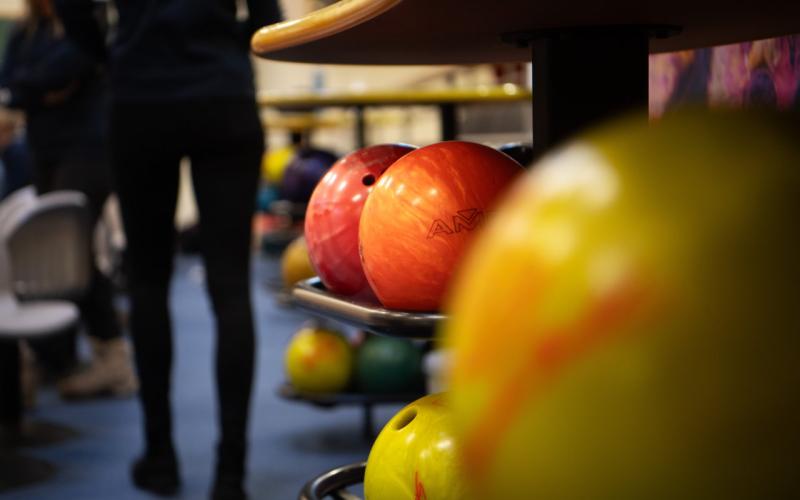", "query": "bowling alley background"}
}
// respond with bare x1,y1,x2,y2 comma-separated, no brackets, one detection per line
1,0,798,496
5,10,794,148
649,35,800,116
1,23,798,120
